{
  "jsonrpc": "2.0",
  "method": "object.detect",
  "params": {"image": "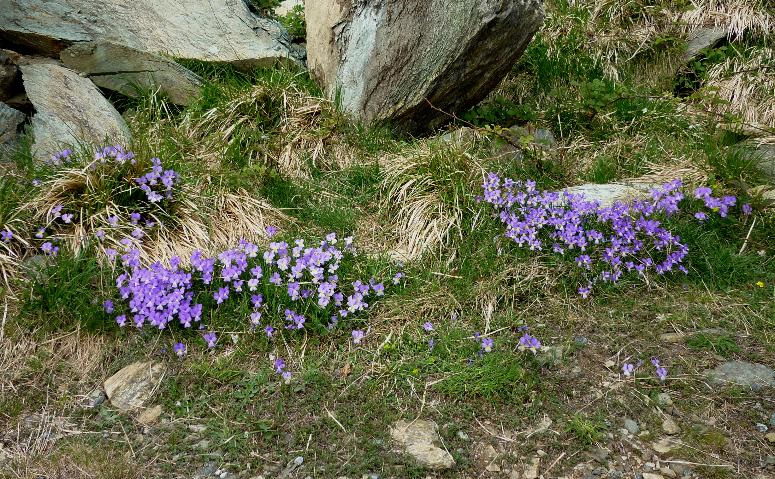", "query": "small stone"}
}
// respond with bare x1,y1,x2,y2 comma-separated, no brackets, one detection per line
81,388,107,409
642,473,665,479
485,463,501,472
662,417,680,435
195,439,211,450
536,449,546,457
509,470,521,479
193,462,218,478
456,430,469,441
656,393,673,406
104,361,166,411
755,423,768,433
589,447,609,463
390,420,455,470
659,466,677,478
652,437,683,454
624,418,640,434
188,424,207,433
137,405,163,425
523,457,540,479
770,412,775,427
766,432,775,443
574,336,590,347
704,361,775,390
605,360,616,368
